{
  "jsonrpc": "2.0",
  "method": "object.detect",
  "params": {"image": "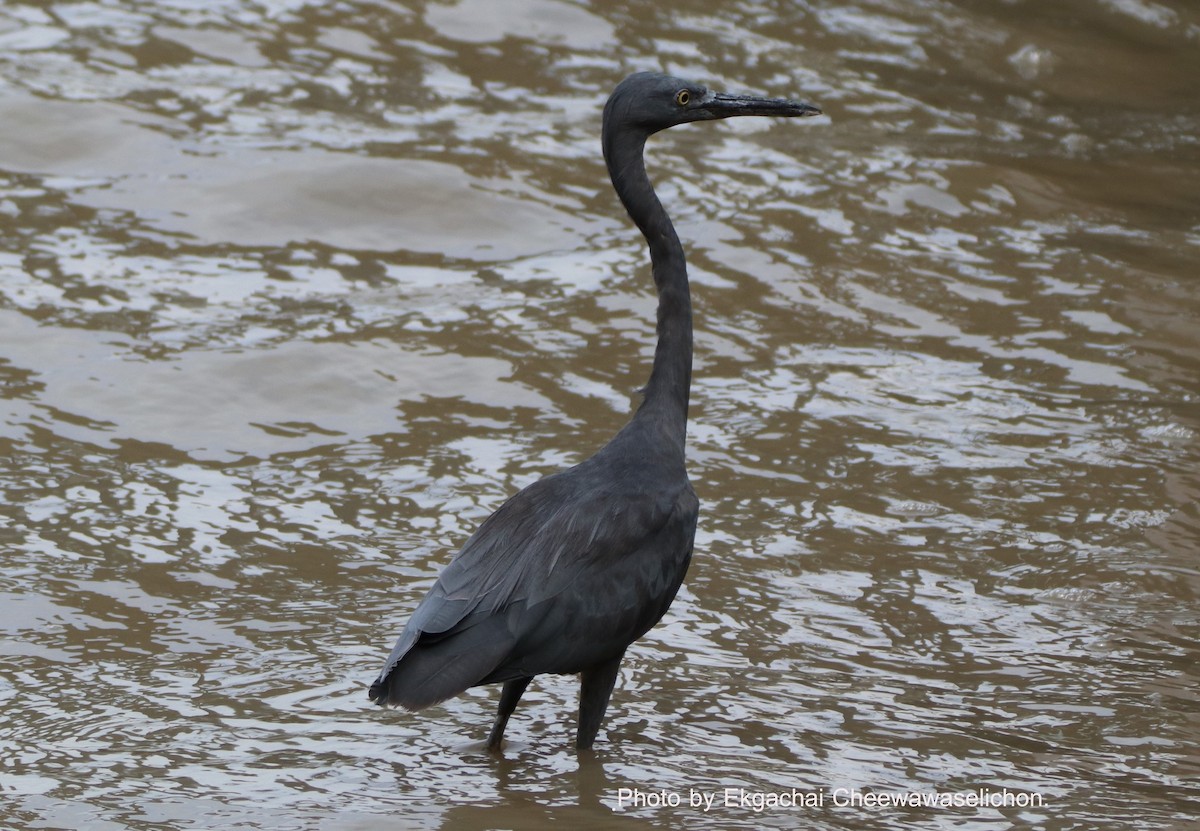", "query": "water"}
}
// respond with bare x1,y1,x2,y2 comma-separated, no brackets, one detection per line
1,1,1197,829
